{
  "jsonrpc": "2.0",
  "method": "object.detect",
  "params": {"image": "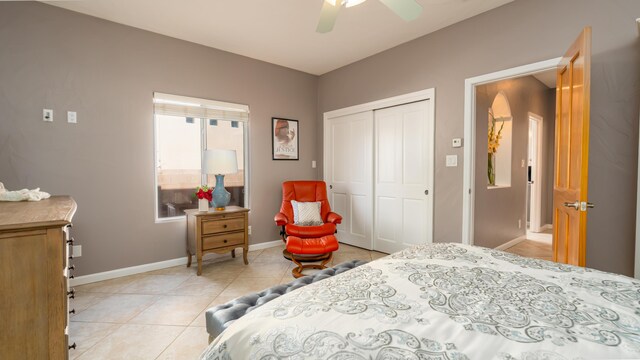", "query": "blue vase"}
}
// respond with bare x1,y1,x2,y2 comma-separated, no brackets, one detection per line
212,174,231,210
